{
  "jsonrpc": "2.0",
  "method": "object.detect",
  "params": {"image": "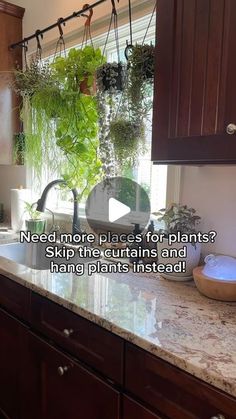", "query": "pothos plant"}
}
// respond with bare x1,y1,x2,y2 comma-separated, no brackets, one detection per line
50,46,106,191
